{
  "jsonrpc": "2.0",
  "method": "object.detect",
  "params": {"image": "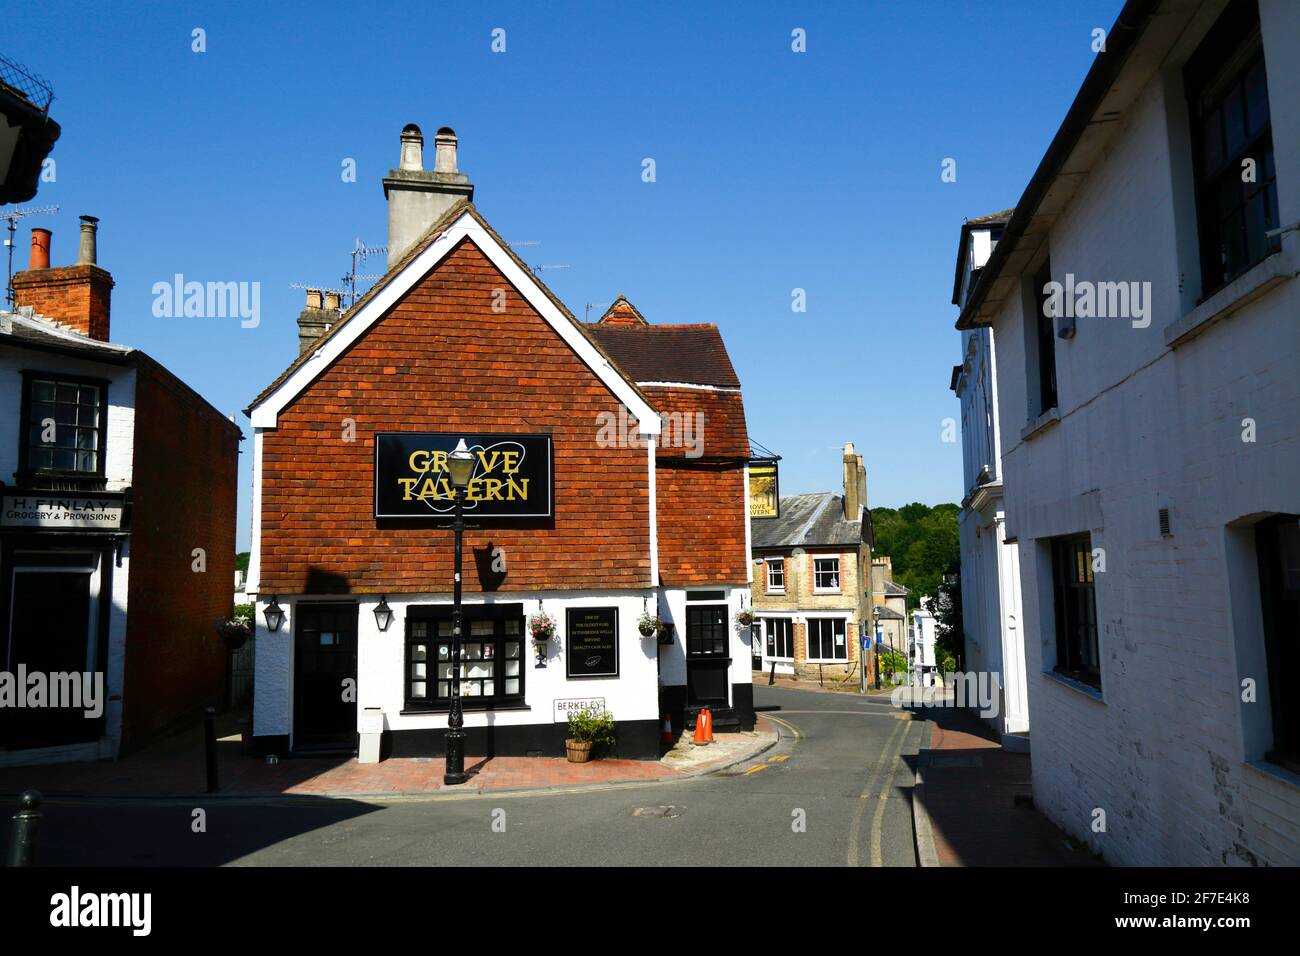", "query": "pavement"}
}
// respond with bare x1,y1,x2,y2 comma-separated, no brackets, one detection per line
0,711,777,800
911,697,1103,866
